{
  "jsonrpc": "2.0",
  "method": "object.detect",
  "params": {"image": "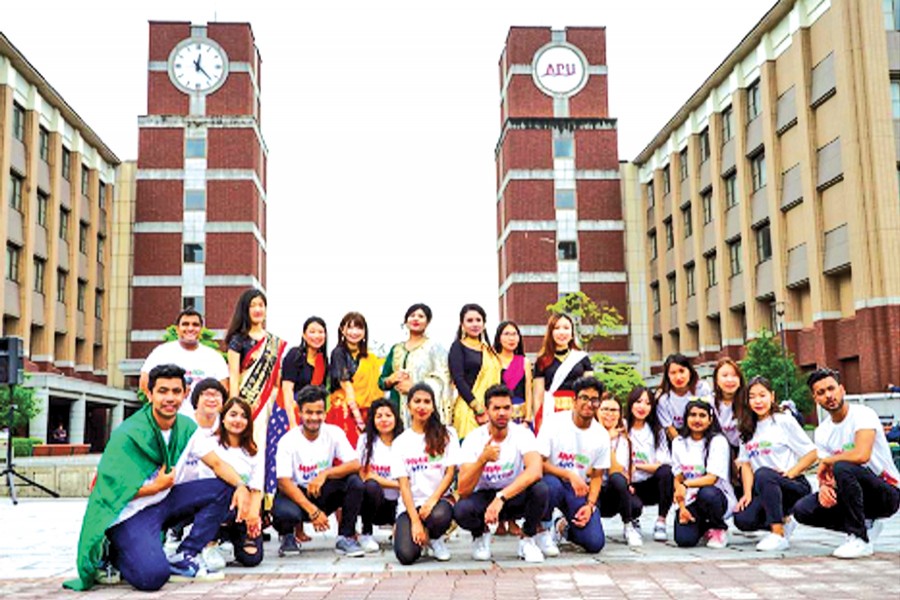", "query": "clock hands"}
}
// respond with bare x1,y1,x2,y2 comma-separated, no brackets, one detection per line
193,53,212,81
